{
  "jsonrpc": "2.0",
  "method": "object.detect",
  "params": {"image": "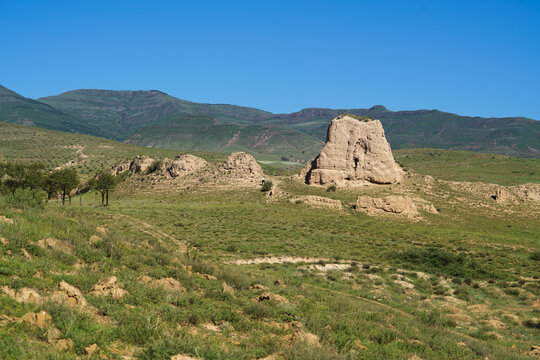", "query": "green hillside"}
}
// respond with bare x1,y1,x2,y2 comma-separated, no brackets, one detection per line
0,85,98,136
0,122,227,179
38,89,273,140
126,115,323,162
